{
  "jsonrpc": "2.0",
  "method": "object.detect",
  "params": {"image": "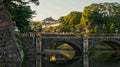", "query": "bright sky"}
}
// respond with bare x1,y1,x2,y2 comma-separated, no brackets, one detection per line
30,0,120,21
